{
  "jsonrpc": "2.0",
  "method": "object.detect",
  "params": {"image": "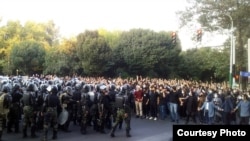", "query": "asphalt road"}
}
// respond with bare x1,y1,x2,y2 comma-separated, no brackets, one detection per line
2,115,180,141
